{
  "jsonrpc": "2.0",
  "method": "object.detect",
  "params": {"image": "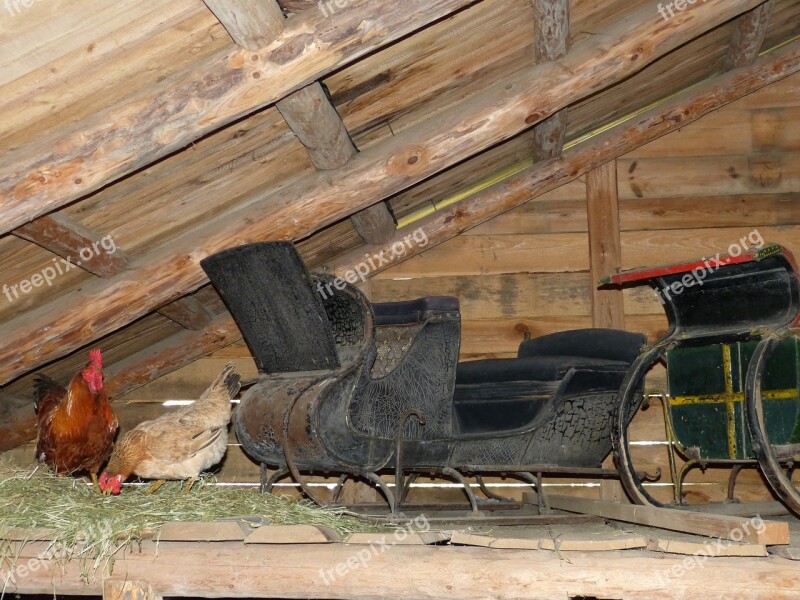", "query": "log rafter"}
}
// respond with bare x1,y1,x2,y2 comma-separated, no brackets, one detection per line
0,0,769,386
0,0,478,237
275,80,395,243
349,202,397,245
13,214,210,331
13,214,129,278
330,39,800,282
2,35,798,452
